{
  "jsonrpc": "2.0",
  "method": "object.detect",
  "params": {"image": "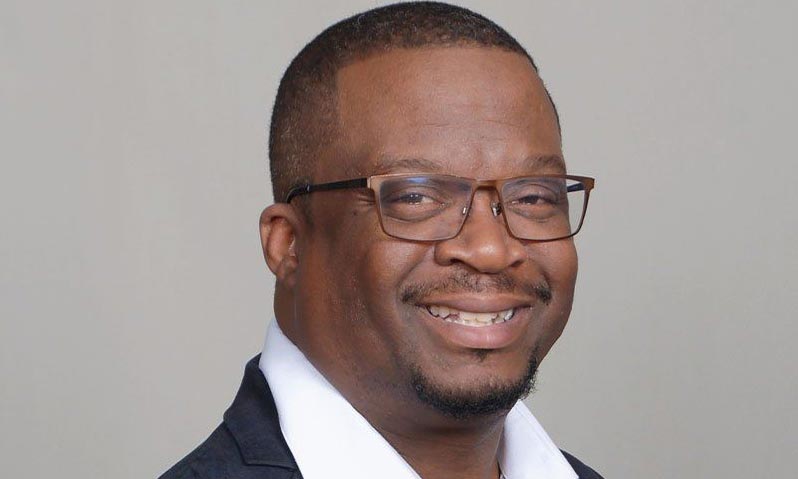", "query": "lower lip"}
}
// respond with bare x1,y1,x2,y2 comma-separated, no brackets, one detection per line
419,307,530,350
